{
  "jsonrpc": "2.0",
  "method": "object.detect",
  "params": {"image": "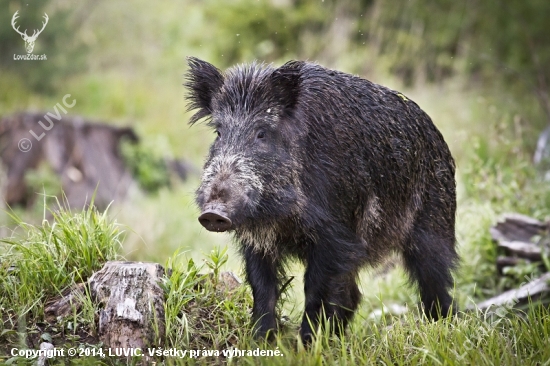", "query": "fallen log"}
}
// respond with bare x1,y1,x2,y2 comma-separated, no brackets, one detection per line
45,282,87,321
498,241,542,261
490,213,547,244
490,213,549,277
474,272,550,310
